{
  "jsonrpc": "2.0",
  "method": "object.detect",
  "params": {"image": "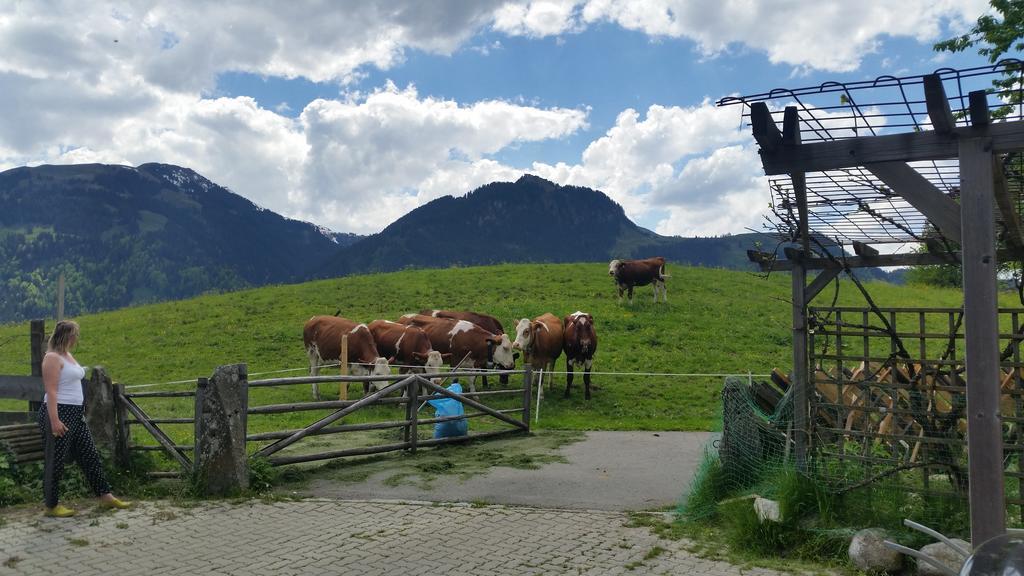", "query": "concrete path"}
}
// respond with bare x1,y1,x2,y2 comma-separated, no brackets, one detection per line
0,499,788,575
301,431,713,511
